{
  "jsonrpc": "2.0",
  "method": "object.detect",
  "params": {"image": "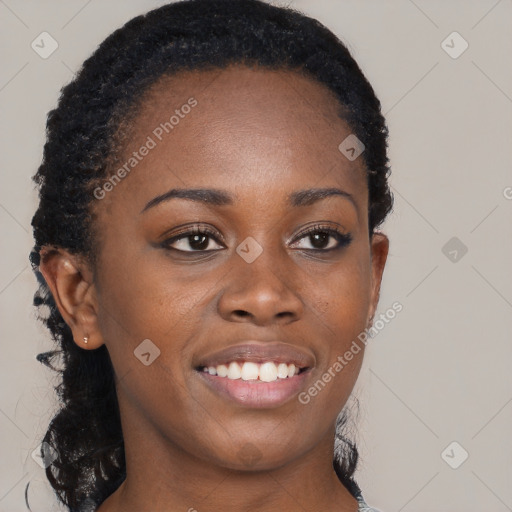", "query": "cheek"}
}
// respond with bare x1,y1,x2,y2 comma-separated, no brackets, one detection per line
300,251,372,410
308,252,372,337
94,256,204,421
95,250,219,370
